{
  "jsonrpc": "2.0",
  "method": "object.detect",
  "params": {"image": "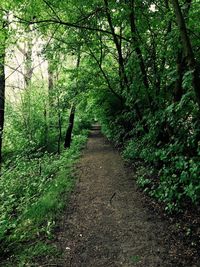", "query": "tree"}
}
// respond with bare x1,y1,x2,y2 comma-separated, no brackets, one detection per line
64,47,81,149
0,11,7,163
171,0,200,107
